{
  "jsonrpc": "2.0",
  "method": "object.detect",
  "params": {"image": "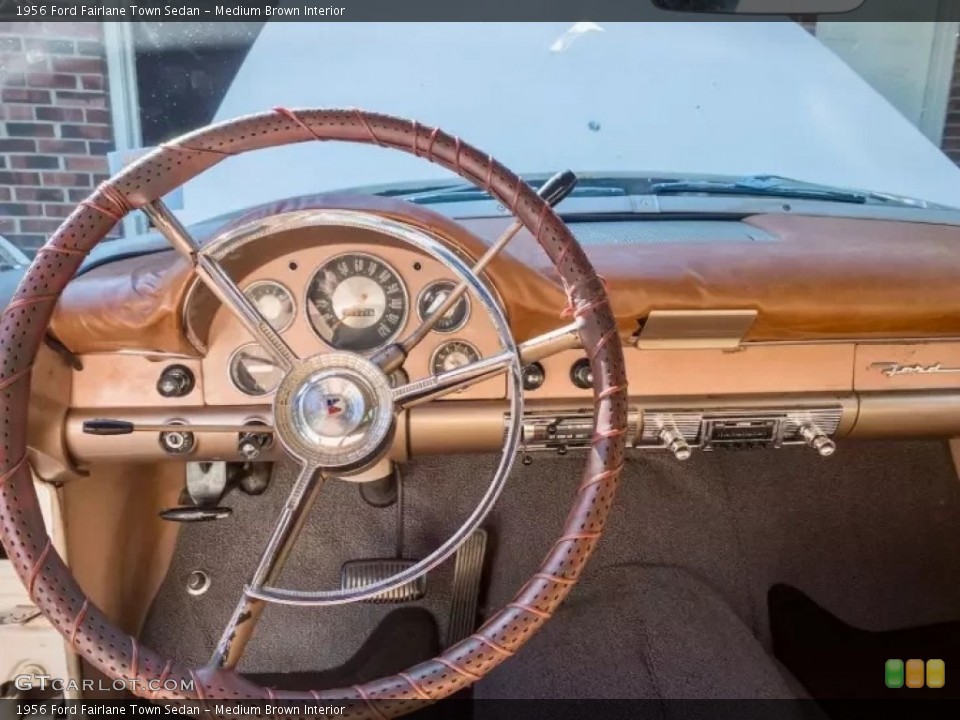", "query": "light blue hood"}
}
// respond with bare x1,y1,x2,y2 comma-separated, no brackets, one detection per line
178,21,960,222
